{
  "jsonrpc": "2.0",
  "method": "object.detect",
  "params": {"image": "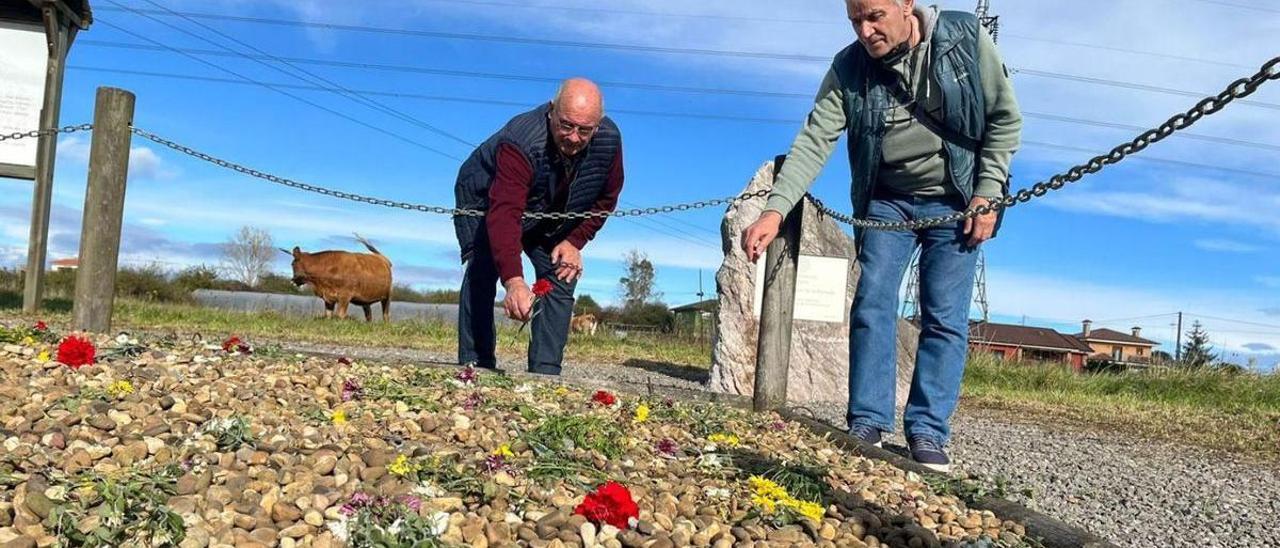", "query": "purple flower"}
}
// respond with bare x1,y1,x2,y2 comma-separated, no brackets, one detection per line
339,503,358,516
463,391,484,411
400,495,422,512
456,365,478,385
656,438,678,457
341,378,364,402
769,420,787,431
484,454,506,473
